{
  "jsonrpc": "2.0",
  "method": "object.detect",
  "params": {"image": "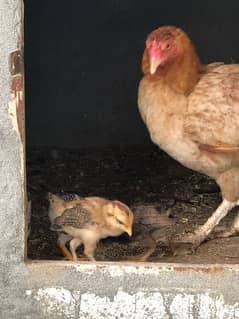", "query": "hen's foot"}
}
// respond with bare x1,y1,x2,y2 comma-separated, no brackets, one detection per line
209,226,238,239
172,199,236,256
